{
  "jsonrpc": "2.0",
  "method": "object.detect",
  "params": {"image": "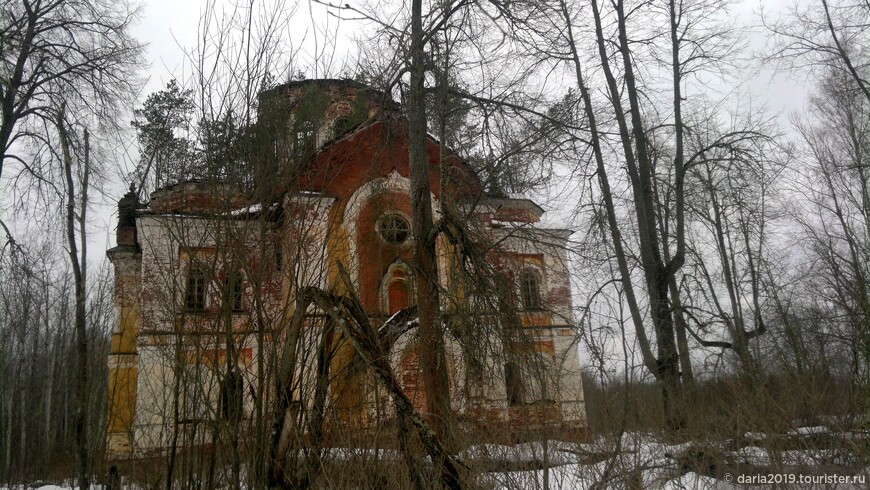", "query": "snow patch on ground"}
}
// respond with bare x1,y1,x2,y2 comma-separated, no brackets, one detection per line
787,426,830,436
486,463,594,490
661,472,737,489
779,449,843,466
323,447,400,461
736,445,769,466
743,431,767,441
